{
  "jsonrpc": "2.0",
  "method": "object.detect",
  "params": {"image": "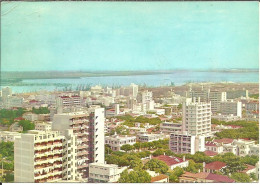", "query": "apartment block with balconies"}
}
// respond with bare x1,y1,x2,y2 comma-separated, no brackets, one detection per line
52,108,105,180
14,130,64,183
182,98,211,137
169,131,205,155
